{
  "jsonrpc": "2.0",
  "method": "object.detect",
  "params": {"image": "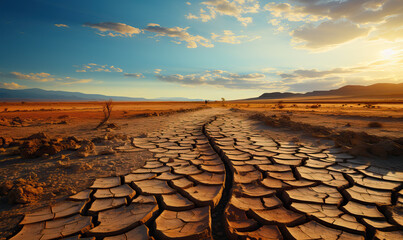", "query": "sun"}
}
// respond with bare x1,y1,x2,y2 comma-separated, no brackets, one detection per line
381,48,396,59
